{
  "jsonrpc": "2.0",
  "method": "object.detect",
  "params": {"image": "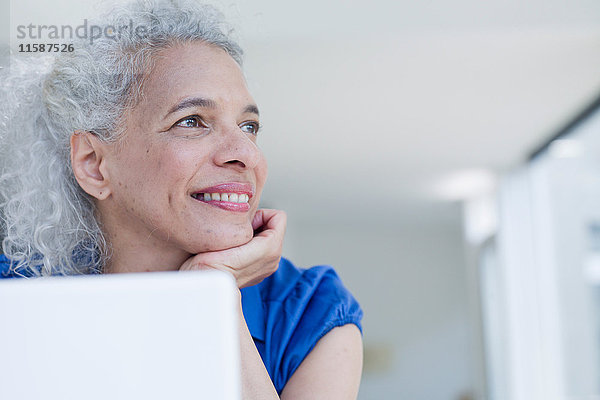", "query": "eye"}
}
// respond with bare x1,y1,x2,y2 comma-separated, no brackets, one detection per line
240,121,261,135
174,115,208,129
